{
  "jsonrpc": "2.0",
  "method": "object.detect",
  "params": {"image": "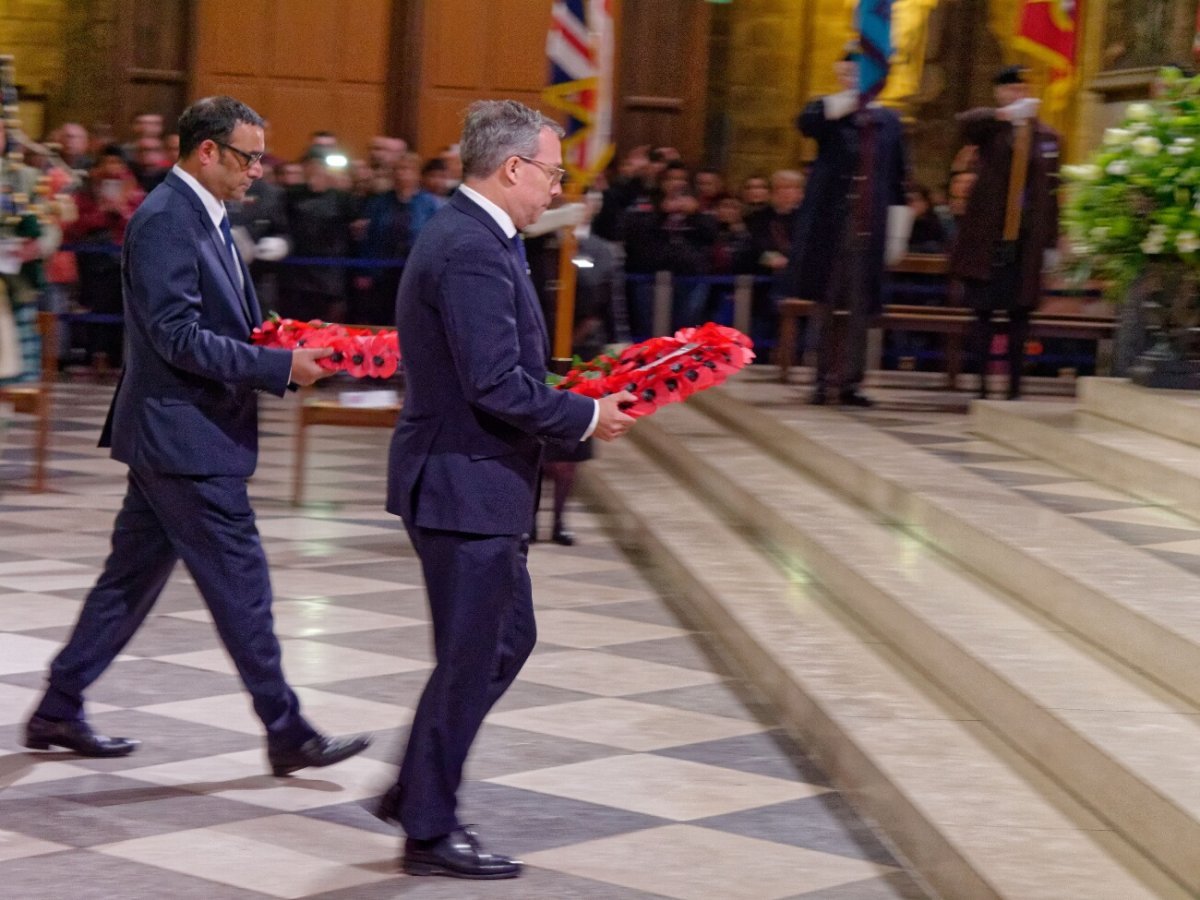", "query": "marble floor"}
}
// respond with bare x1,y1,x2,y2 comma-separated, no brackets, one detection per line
0,381,927,900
